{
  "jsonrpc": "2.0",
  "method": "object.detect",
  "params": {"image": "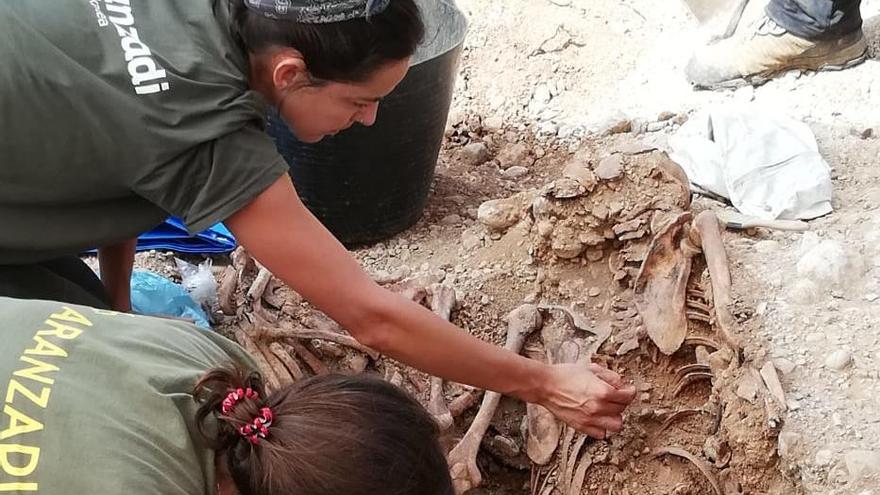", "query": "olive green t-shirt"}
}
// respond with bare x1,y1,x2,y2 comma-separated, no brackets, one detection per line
0,296,257,494
0,0,289,264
